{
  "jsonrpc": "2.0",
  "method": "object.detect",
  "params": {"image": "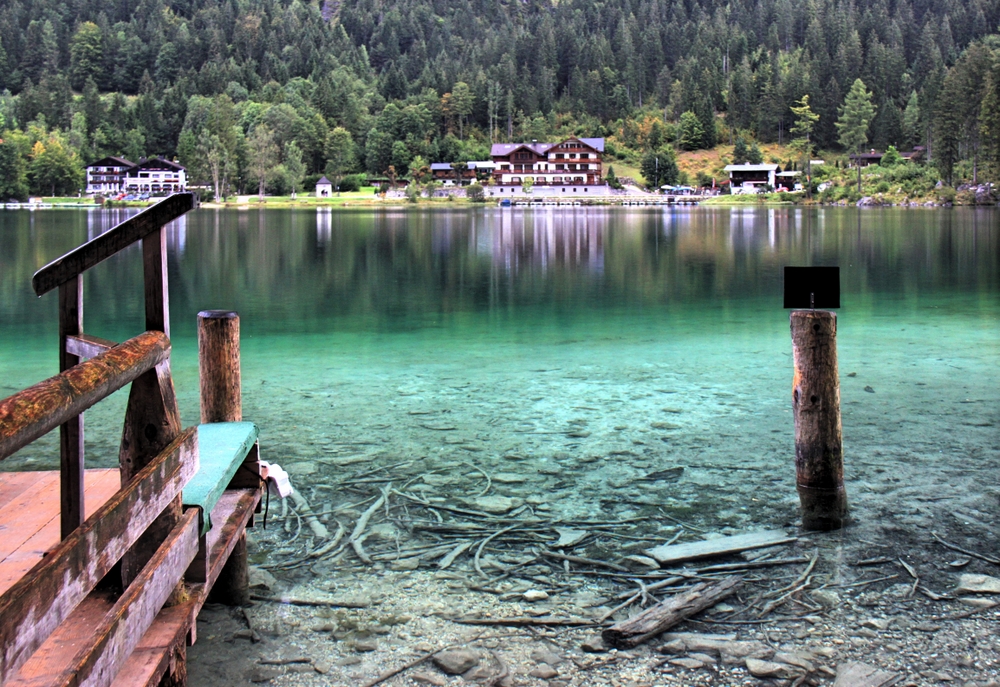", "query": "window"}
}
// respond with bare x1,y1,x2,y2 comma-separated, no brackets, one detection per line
556,153,564,159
